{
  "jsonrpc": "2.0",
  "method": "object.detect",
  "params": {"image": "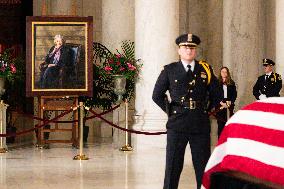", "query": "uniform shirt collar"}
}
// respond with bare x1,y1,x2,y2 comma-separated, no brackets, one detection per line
181,60,195,72
266,72,272,76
